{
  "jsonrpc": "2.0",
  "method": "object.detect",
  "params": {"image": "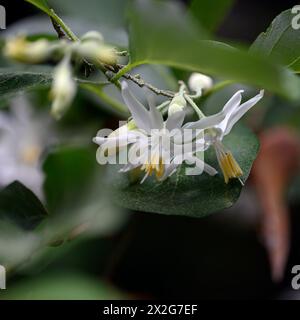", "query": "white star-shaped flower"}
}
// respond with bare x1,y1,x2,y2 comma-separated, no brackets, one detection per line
189,89,264,183
94,82,217,182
